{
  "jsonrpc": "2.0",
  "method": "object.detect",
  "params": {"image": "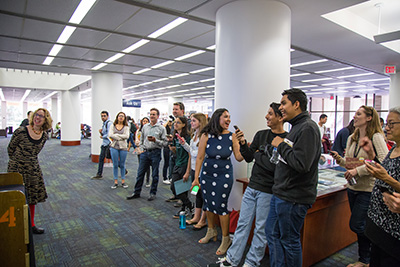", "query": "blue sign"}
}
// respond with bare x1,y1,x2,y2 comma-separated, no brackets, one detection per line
123,99,141,108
